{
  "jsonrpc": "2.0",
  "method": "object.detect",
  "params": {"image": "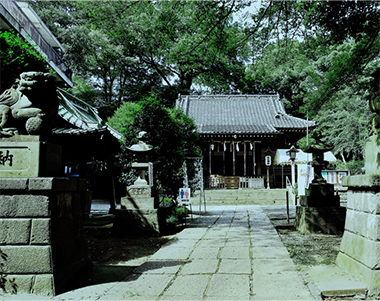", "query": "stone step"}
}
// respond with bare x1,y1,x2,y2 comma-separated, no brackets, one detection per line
194,189,288,205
